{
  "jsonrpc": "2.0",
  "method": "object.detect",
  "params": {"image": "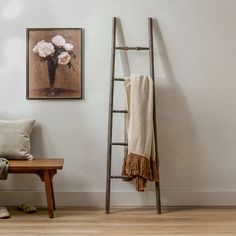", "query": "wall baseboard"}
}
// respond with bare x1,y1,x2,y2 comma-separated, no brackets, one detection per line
0,191,236,206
